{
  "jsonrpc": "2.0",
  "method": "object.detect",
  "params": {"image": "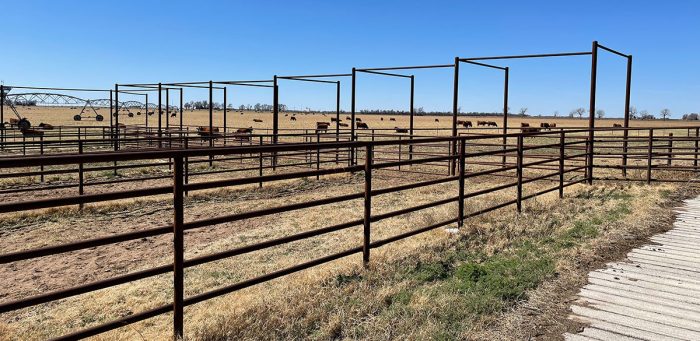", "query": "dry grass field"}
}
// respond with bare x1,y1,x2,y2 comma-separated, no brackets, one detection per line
7,105,700,133
1,104,700,340
0,164,692,340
